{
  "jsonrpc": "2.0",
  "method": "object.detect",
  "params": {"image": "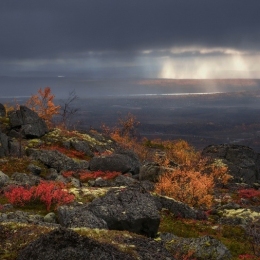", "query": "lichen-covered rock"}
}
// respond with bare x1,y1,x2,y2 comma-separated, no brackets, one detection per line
89,151,140,175
161,233,232,260
88,188,160,237
57,205,108,229
202,144,260,184
27,148,89,172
